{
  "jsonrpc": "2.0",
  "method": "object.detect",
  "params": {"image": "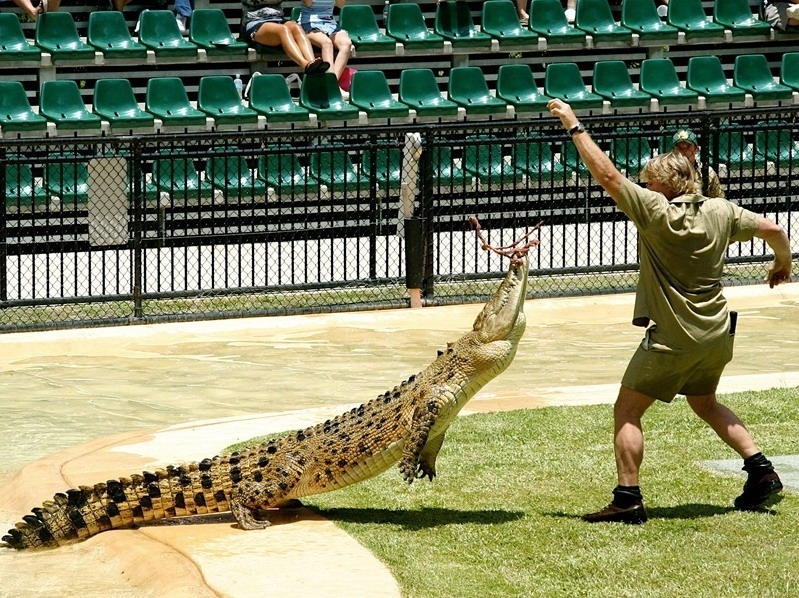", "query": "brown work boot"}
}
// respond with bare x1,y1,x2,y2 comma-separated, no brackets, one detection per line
582,501,648,524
